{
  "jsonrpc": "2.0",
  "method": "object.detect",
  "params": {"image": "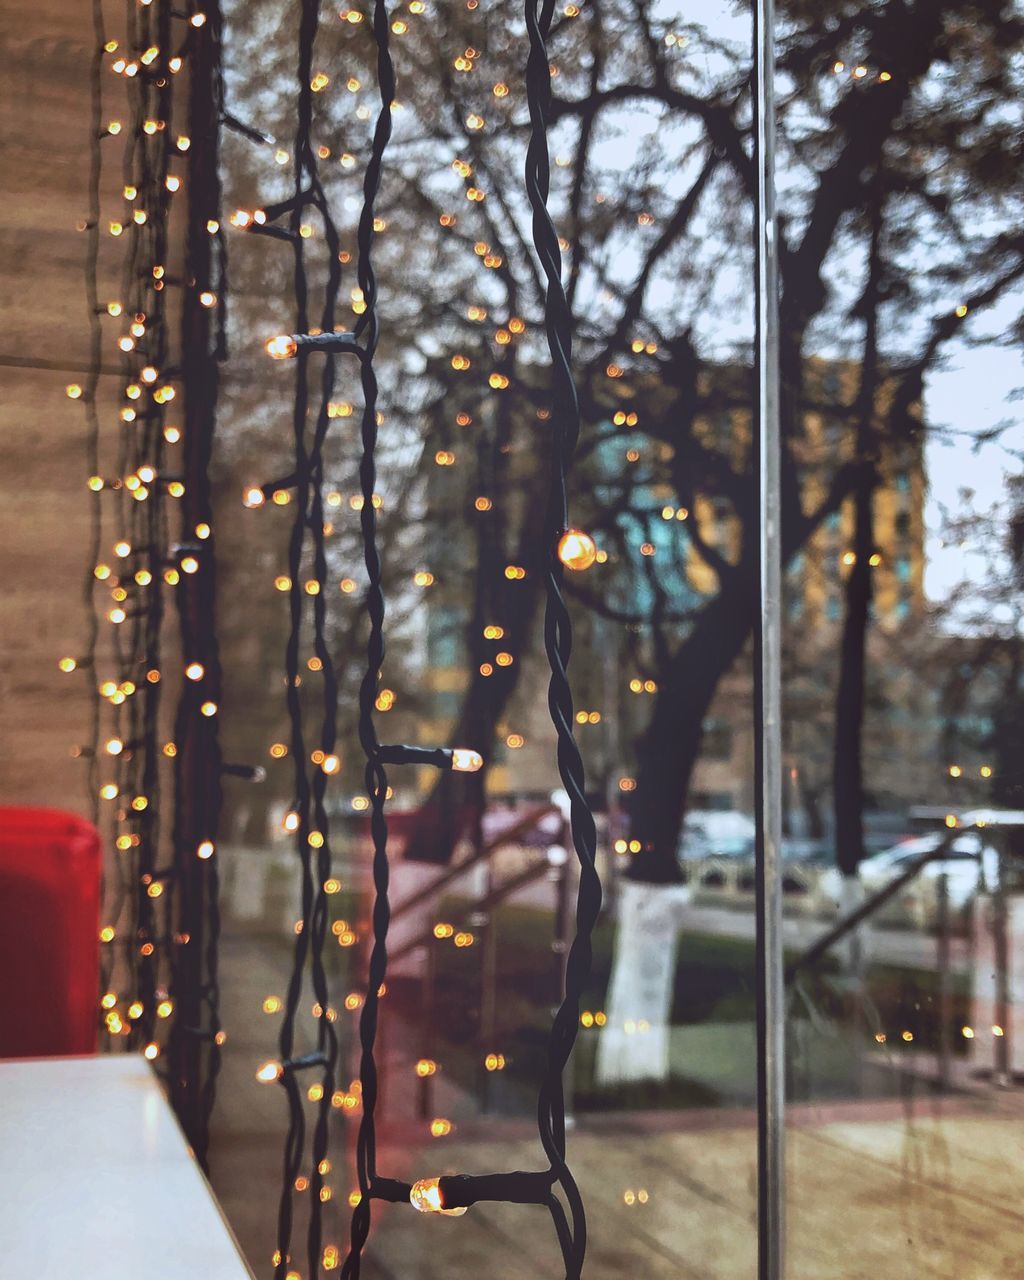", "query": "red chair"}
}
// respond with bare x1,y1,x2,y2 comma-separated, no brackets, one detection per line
0,807,101,1058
